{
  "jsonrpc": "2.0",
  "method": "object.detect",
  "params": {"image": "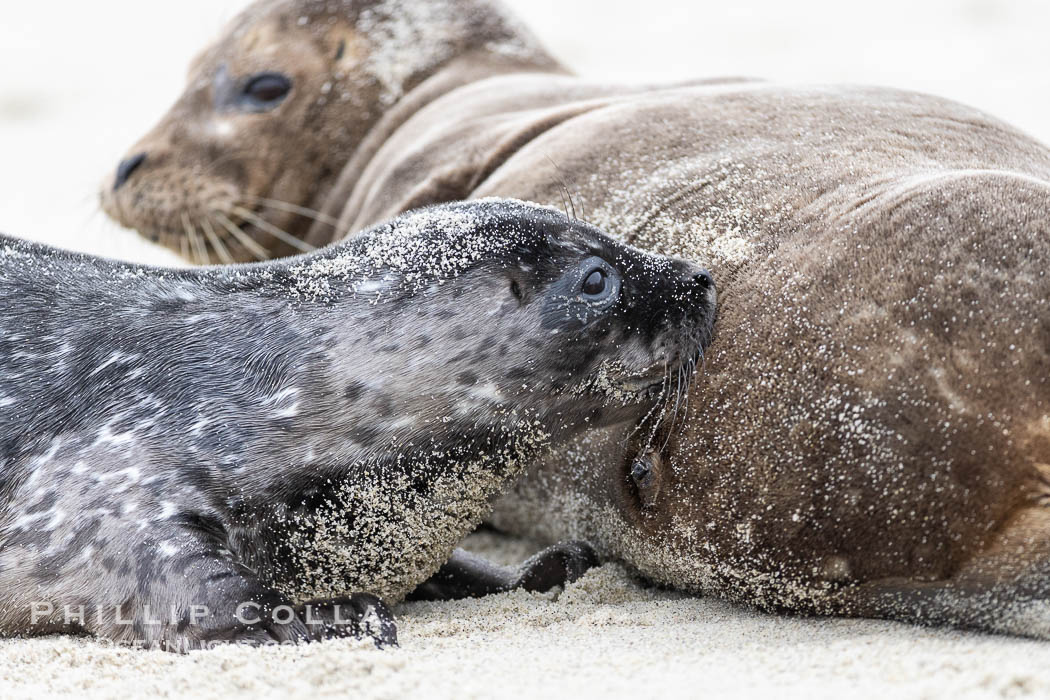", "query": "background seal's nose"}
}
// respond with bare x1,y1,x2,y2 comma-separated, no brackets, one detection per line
113,152,147,191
